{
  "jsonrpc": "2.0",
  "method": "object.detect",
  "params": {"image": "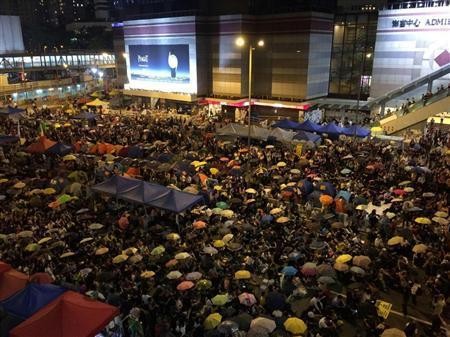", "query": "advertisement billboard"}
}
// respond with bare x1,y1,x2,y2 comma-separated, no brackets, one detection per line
371,6,450,98
128,44,190,84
